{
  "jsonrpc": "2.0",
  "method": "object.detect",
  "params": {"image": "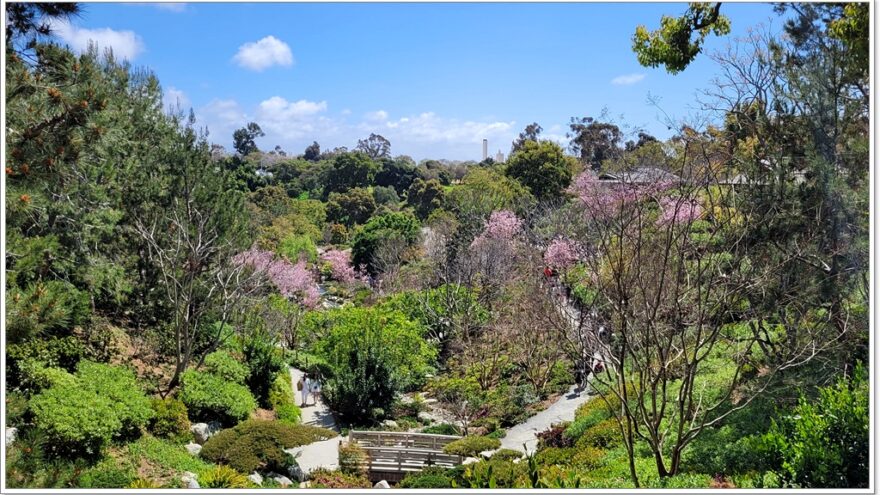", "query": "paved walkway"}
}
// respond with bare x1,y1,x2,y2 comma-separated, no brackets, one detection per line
498,384,594,455
286,367,340,475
